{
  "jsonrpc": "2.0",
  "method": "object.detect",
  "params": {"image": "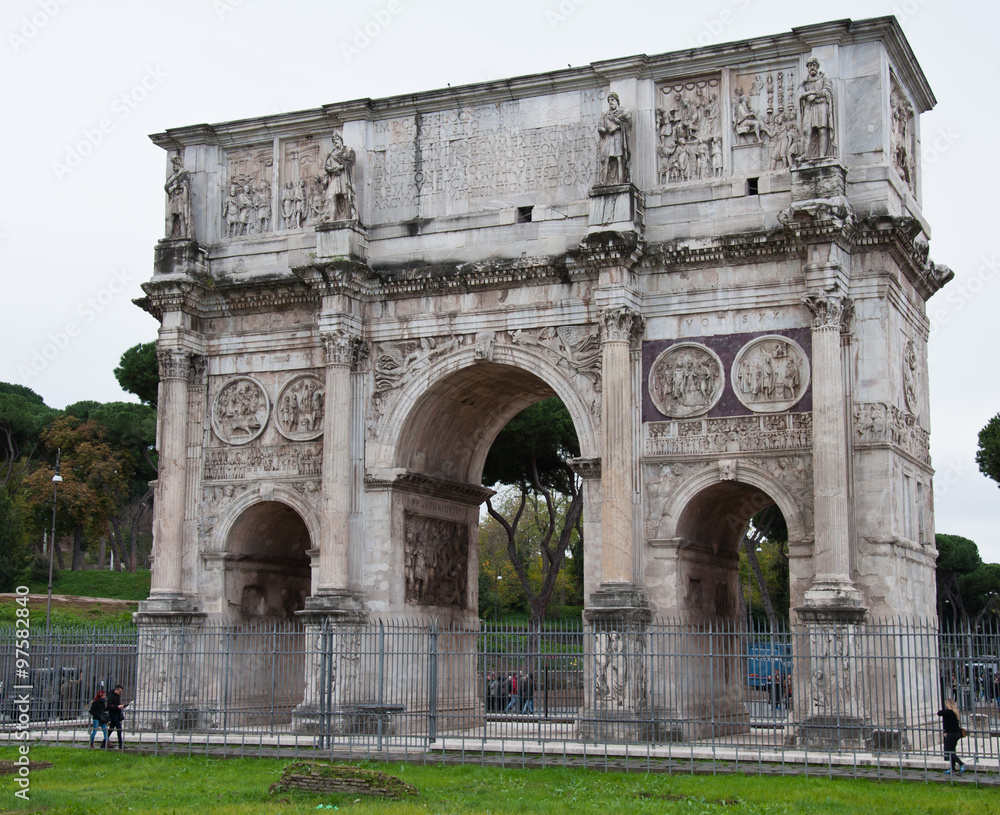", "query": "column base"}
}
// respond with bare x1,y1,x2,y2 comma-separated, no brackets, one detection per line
575,707,684,744
136,594,199,619
798,577,866,622
795,715,871,749
584,582,651,624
